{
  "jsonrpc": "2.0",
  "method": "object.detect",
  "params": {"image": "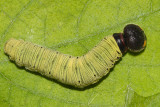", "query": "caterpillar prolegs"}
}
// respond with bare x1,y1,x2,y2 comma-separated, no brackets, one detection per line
4,24,147,88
